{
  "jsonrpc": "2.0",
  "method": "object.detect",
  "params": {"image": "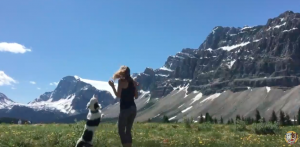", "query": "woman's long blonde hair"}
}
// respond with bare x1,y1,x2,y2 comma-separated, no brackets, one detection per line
112,65,131,81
